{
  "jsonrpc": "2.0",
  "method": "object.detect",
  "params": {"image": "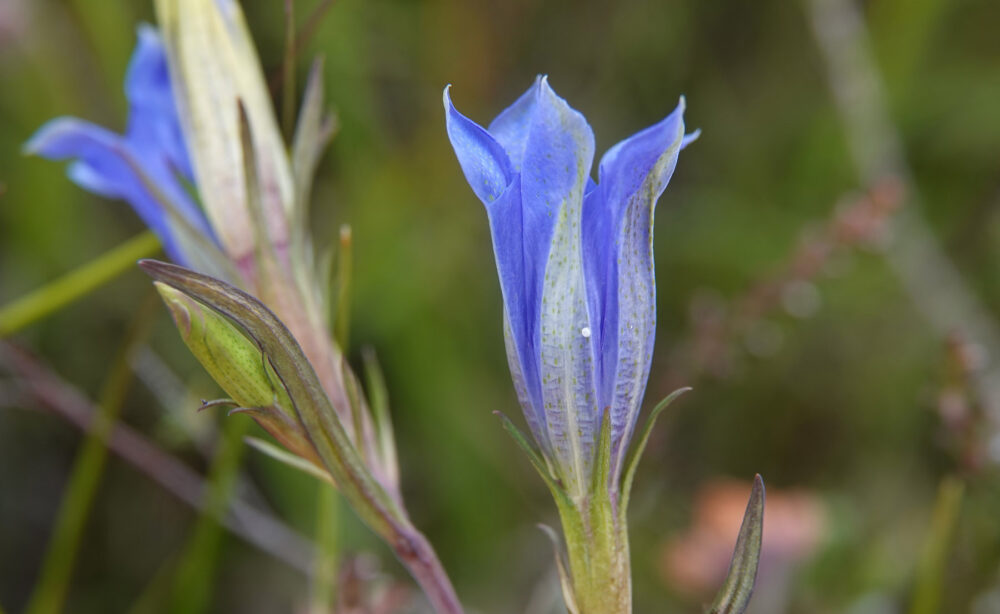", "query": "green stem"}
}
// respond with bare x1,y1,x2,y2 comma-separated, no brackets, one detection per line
24,293,158,614
167,416,251,614
556,497,631,614
309,484,339,613
0,231,160,337
909,476,964,614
